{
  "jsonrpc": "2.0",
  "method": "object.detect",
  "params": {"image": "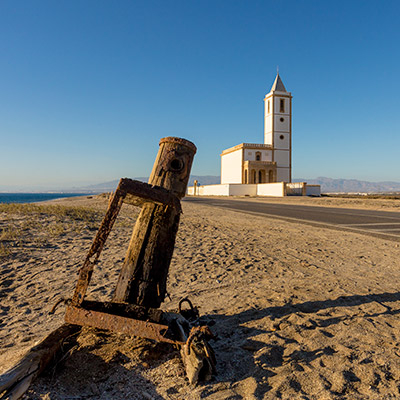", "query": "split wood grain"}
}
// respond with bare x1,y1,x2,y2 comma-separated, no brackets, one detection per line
113,137,196,308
